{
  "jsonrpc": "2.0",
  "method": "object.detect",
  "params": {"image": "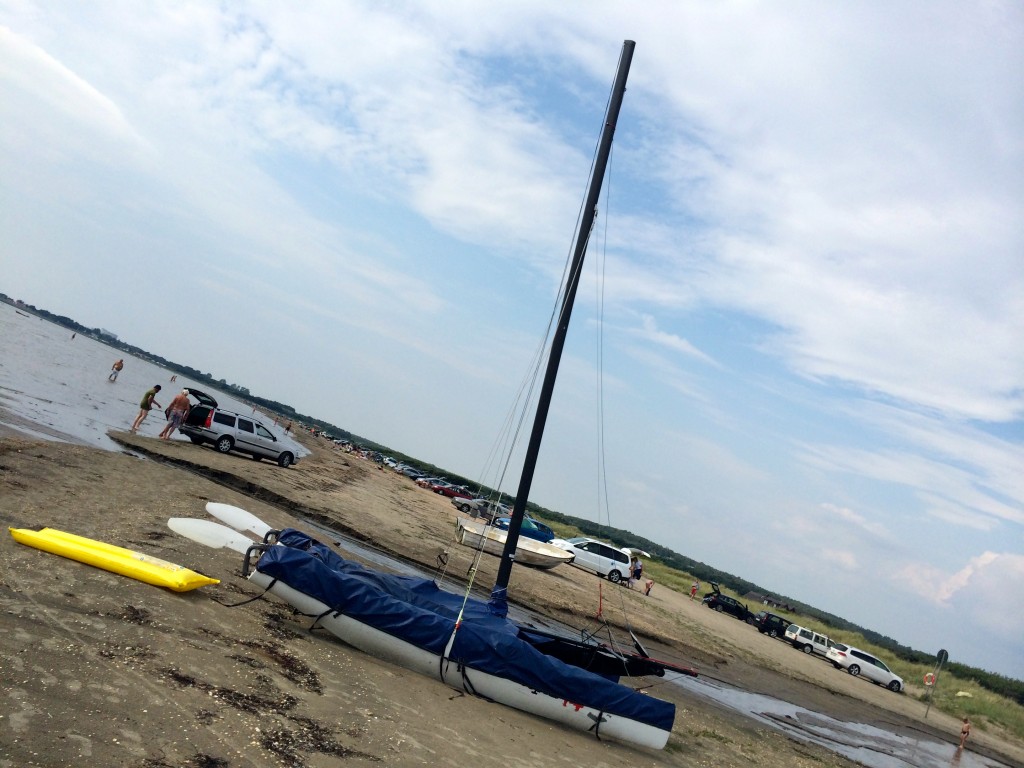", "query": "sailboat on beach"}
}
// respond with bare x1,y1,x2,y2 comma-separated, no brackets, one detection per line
173,41,683,750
